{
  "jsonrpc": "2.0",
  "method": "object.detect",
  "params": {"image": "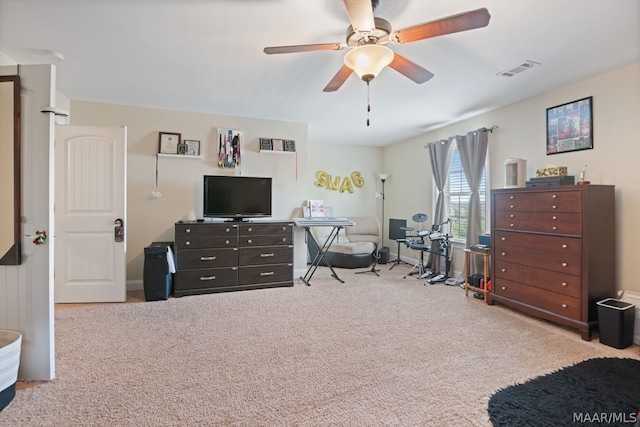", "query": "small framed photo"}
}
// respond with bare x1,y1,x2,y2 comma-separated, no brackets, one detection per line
159,132,181,154
546,97,593,155
272,139,284,151
177,144,188,155
184,139,201,156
